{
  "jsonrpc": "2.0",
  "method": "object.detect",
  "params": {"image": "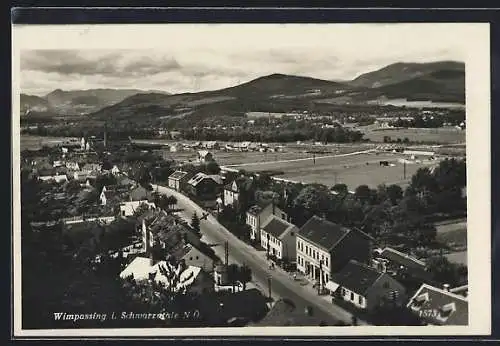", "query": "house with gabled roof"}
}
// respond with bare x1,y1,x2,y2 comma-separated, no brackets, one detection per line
296,215,374,290
328,259,406,310
223,176,253,208
407,283,468,325
185,172,223,201
260,215,298,263
246,201,287,243
168,170,191,192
